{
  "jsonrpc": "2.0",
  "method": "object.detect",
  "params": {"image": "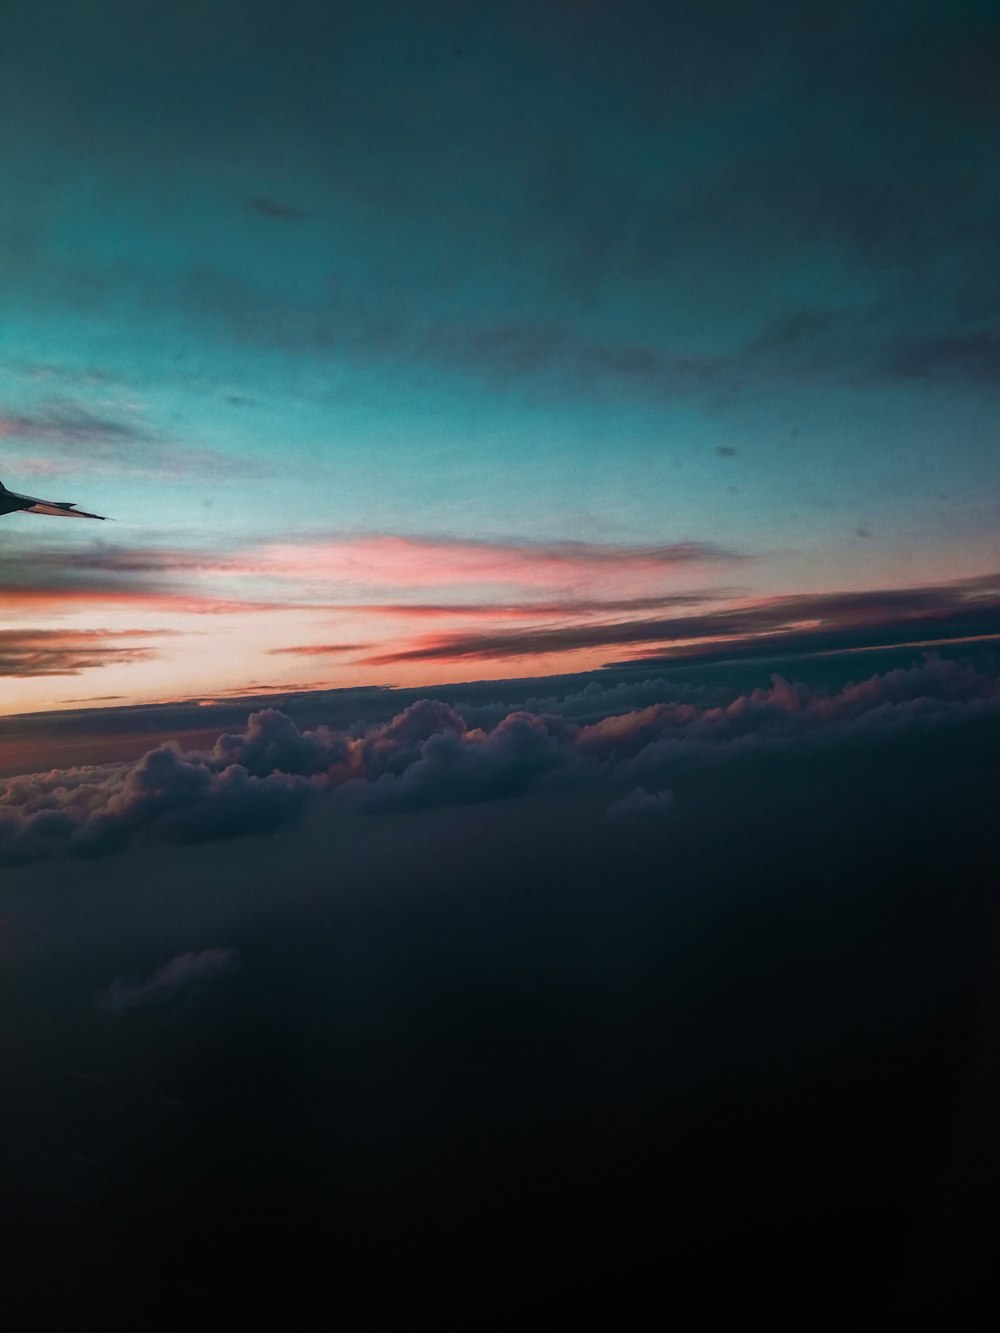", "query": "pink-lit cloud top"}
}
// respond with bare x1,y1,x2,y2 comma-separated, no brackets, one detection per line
3,653,998,865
